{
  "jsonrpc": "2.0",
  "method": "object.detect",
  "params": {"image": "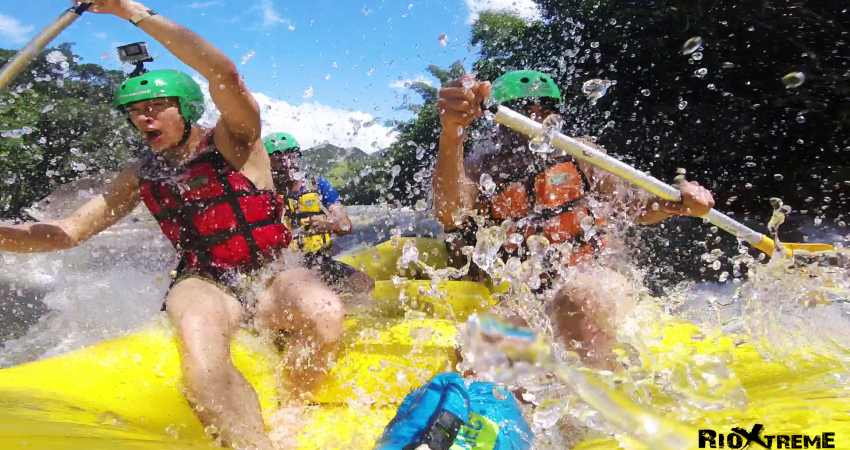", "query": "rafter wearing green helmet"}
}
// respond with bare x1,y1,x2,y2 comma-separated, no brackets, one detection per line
263,132,301,156
490,70,563,107
113,69,205,123
113,70,205,146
